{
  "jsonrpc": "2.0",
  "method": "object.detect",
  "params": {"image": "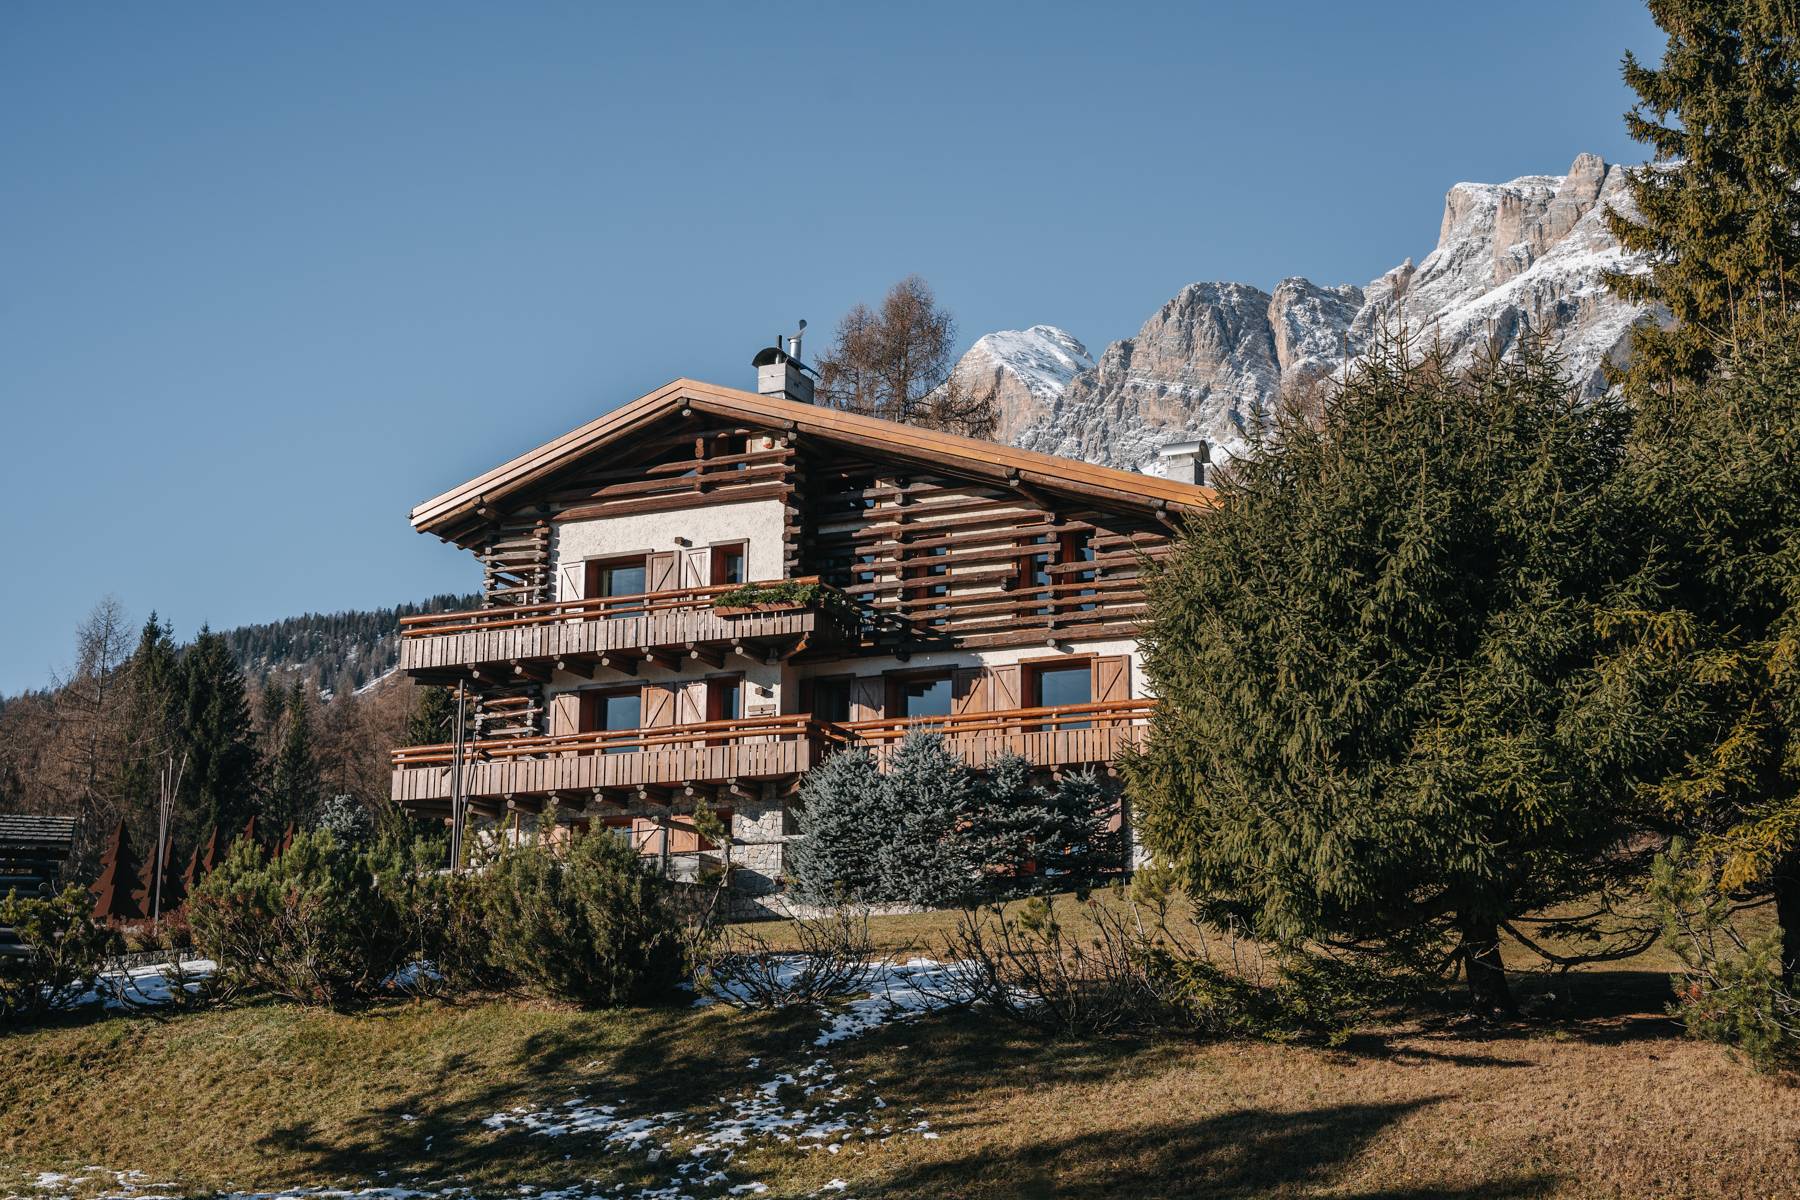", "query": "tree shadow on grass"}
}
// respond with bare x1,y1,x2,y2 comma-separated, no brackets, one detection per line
859,1098,1557,1200
251,998,822,1192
